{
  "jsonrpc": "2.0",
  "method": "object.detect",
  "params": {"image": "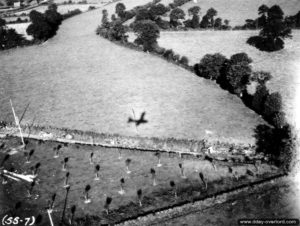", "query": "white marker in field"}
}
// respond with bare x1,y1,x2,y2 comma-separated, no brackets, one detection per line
193,0,197,3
